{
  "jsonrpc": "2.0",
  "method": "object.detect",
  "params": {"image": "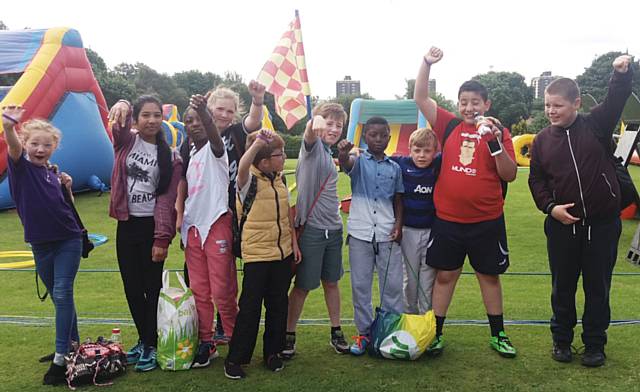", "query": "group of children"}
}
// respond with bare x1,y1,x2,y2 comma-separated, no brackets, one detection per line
2,47,634,385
